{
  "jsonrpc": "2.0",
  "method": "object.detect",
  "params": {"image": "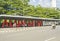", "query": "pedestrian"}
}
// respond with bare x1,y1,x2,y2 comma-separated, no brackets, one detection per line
52,22,56,29
13,23,16,27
